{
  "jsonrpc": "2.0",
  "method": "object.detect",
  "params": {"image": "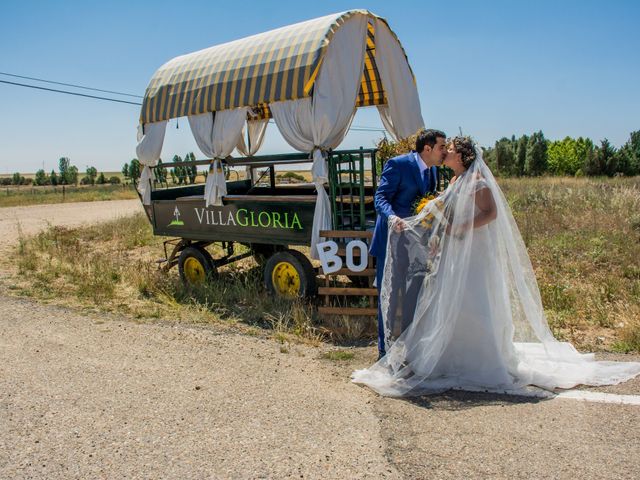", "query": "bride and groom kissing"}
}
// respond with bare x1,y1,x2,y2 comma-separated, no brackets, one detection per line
352,129,640,397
